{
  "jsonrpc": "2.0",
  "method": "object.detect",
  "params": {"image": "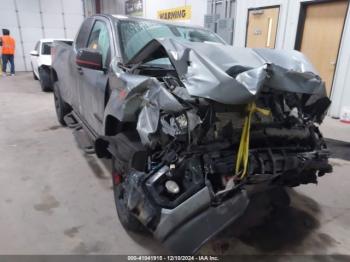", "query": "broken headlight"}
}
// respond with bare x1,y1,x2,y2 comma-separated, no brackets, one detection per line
145,158,204,208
